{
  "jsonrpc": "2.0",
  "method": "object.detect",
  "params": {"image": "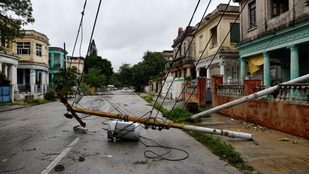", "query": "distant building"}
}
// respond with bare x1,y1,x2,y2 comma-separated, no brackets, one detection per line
49,47,68,83
171,26,196,80
16,30,50,95
67,56,84,78
234,0,309,85
162,50,173,73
